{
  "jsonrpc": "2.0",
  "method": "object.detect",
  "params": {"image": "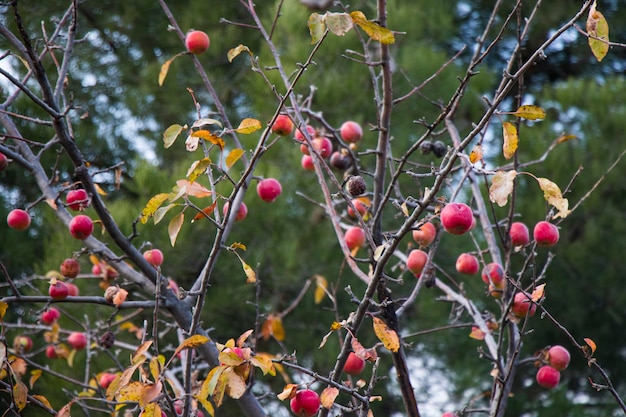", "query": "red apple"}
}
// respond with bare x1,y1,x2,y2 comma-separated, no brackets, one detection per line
0,152,8,171
511,291,536,318
271,114,294,136
343,352,366,375
406,249,428,275
143,249,164,267
60,258,81,278
256,178,282,203
66,189,89,211
340,121,363,143
440,203,473,235
41,307,61,324
13,335,33,352
455,253,479,275
481,262,504,287
301,155,314,171
347,198,369,219
533,221,559,247
301,137,333,158
99,372,117,389
66,282,79,297
290,389,320,417
45,345,58,359
69,215,94,240
345,226,366,251
7,209,31,231
509,222,530,247
185,30,210,54
412,221,436,247
442,413,456,417
49,281,69,300
548,345,571,371
536,365,560,389
294,125,315,142
67,332,88,350
223,201,248,222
